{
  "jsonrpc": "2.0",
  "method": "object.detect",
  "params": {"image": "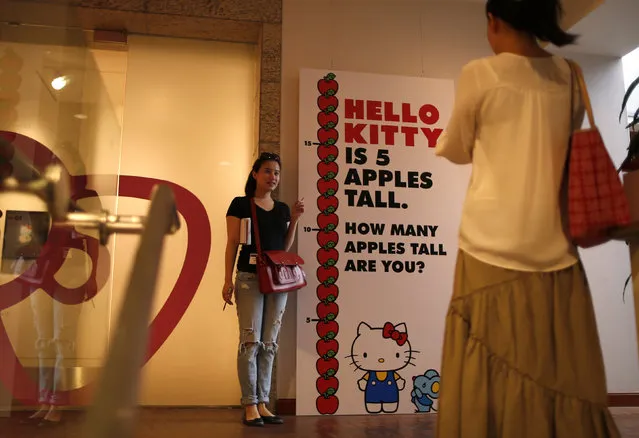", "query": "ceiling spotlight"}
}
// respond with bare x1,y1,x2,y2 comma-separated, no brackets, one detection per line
51,76,68,91
74,114,88,120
